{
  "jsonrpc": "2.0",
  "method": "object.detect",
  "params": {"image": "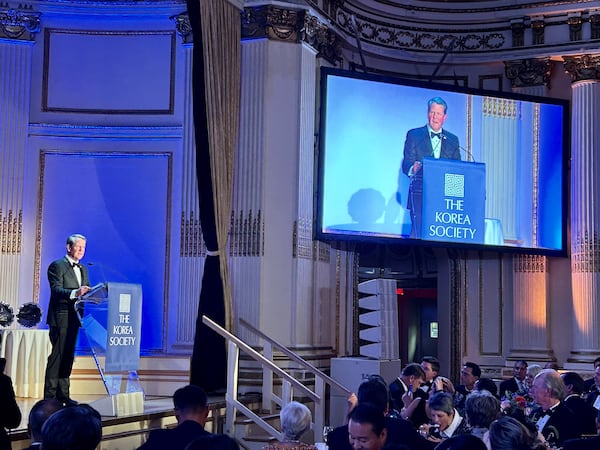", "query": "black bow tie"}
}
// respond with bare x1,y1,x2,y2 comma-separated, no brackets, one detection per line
431,131,442,139
71,262,81,269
